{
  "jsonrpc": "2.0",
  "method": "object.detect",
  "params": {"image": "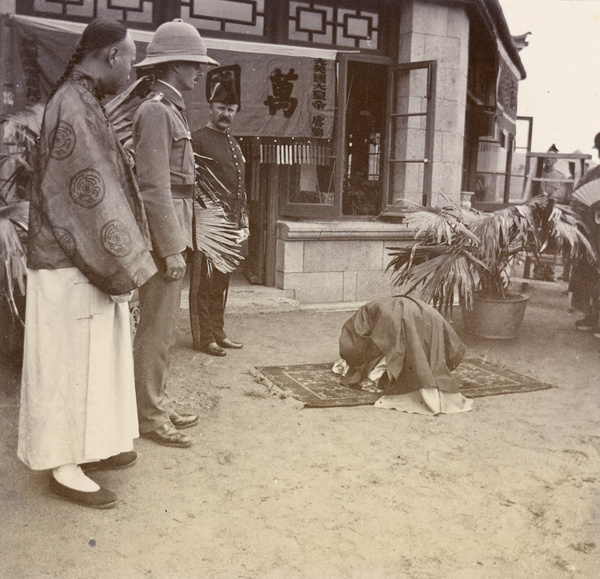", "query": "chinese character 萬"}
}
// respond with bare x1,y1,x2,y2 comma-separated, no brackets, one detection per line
264,68,298,118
